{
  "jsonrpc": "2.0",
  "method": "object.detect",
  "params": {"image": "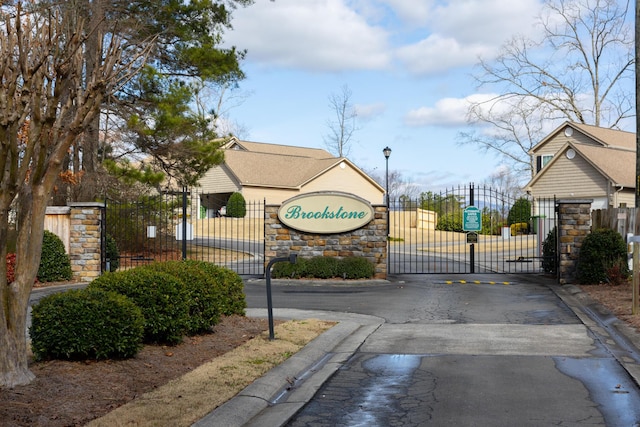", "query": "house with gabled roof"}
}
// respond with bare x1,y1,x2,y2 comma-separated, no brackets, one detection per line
195,137,385,217
525,121,636,209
